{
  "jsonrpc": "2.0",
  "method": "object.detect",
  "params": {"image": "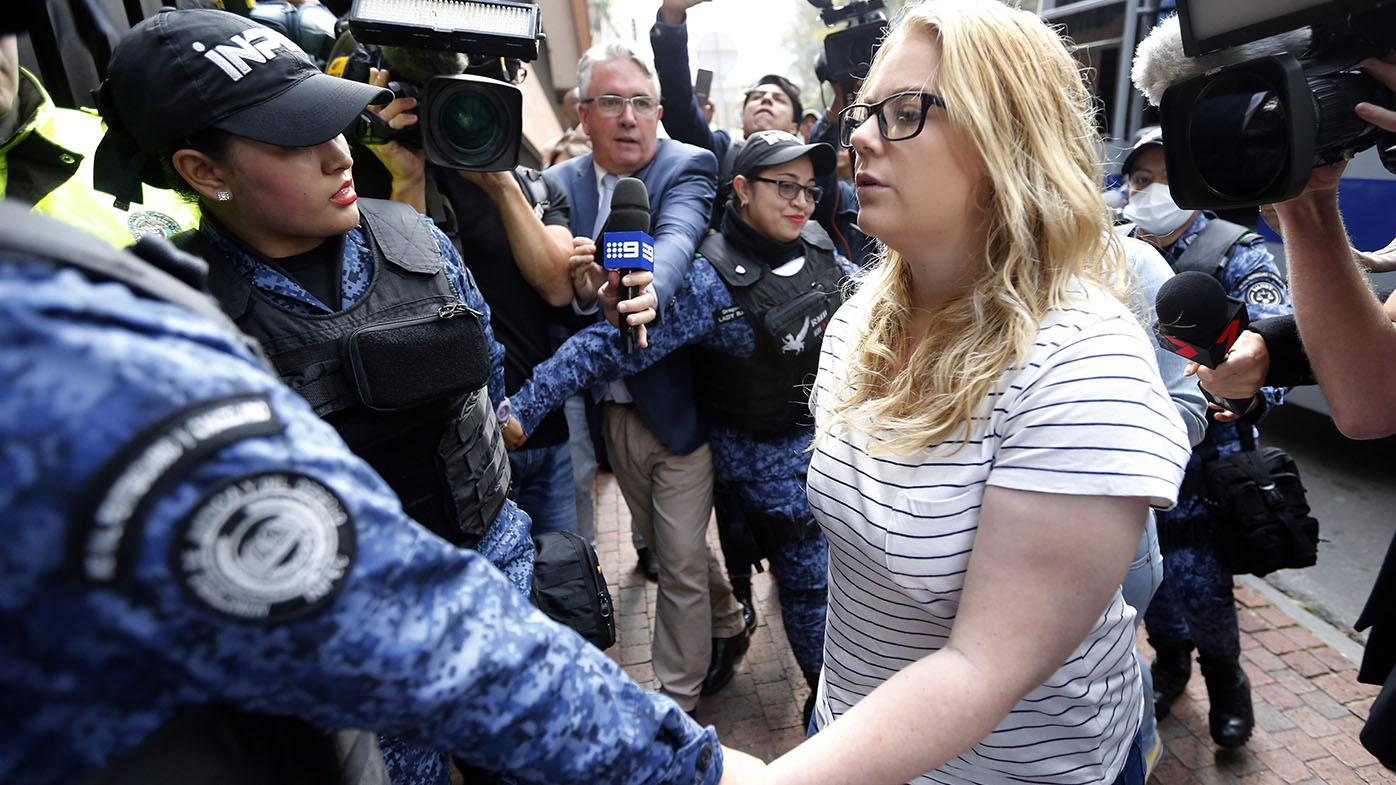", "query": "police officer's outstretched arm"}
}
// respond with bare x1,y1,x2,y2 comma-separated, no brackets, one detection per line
2,237,724,785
